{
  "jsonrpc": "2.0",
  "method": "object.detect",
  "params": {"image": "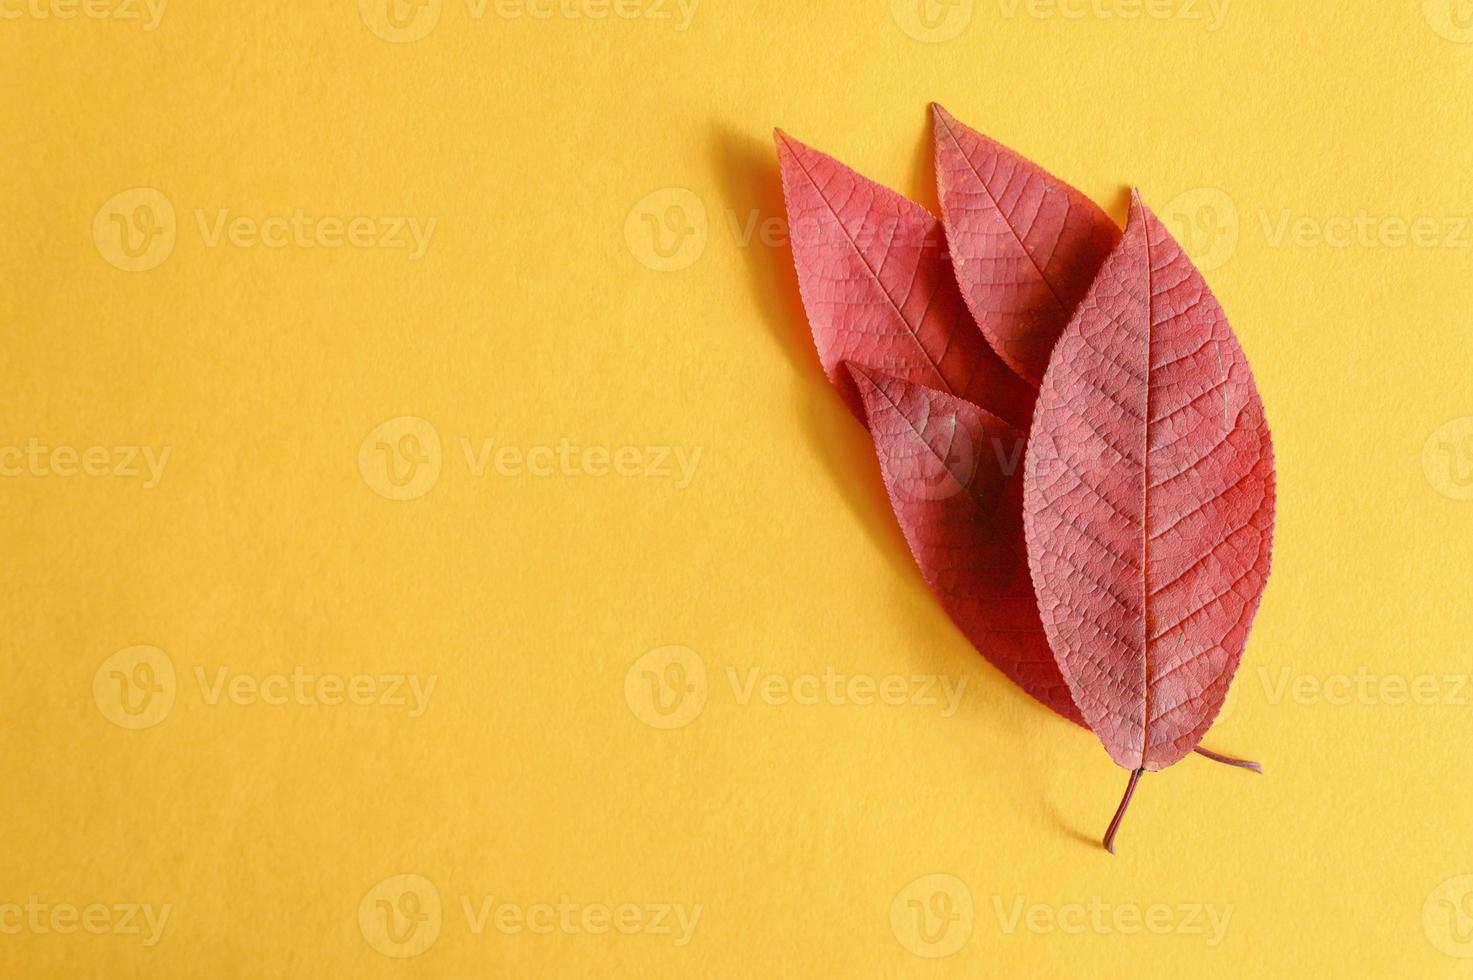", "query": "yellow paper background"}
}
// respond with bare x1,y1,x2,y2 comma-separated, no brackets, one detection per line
4,1,1473,975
